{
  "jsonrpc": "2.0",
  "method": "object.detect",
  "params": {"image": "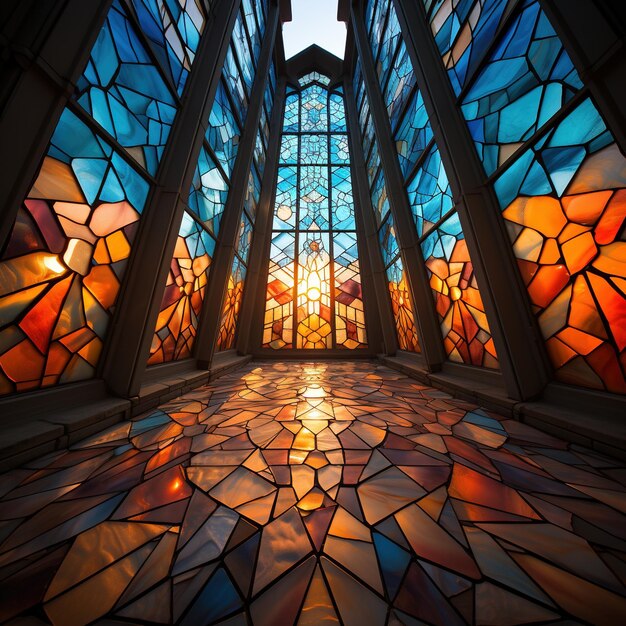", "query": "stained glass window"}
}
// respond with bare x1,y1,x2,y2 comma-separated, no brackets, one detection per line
215,50,276,352
263,76,367,350
361,3,498,366
0,109,149,394
354,59,420,353
150,1,268,363
148,212,215,364
421,0,626,391
495,98,626,392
